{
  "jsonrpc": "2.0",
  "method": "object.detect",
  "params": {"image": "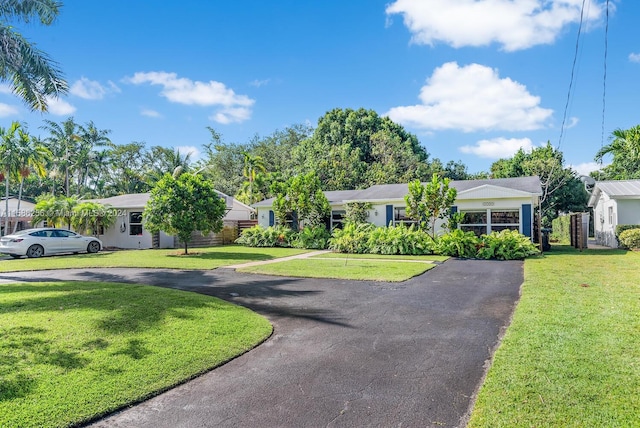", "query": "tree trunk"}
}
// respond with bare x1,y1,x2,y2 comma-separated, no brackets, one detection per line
3,176,9,236
12,177,24,234
184,241,188,255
